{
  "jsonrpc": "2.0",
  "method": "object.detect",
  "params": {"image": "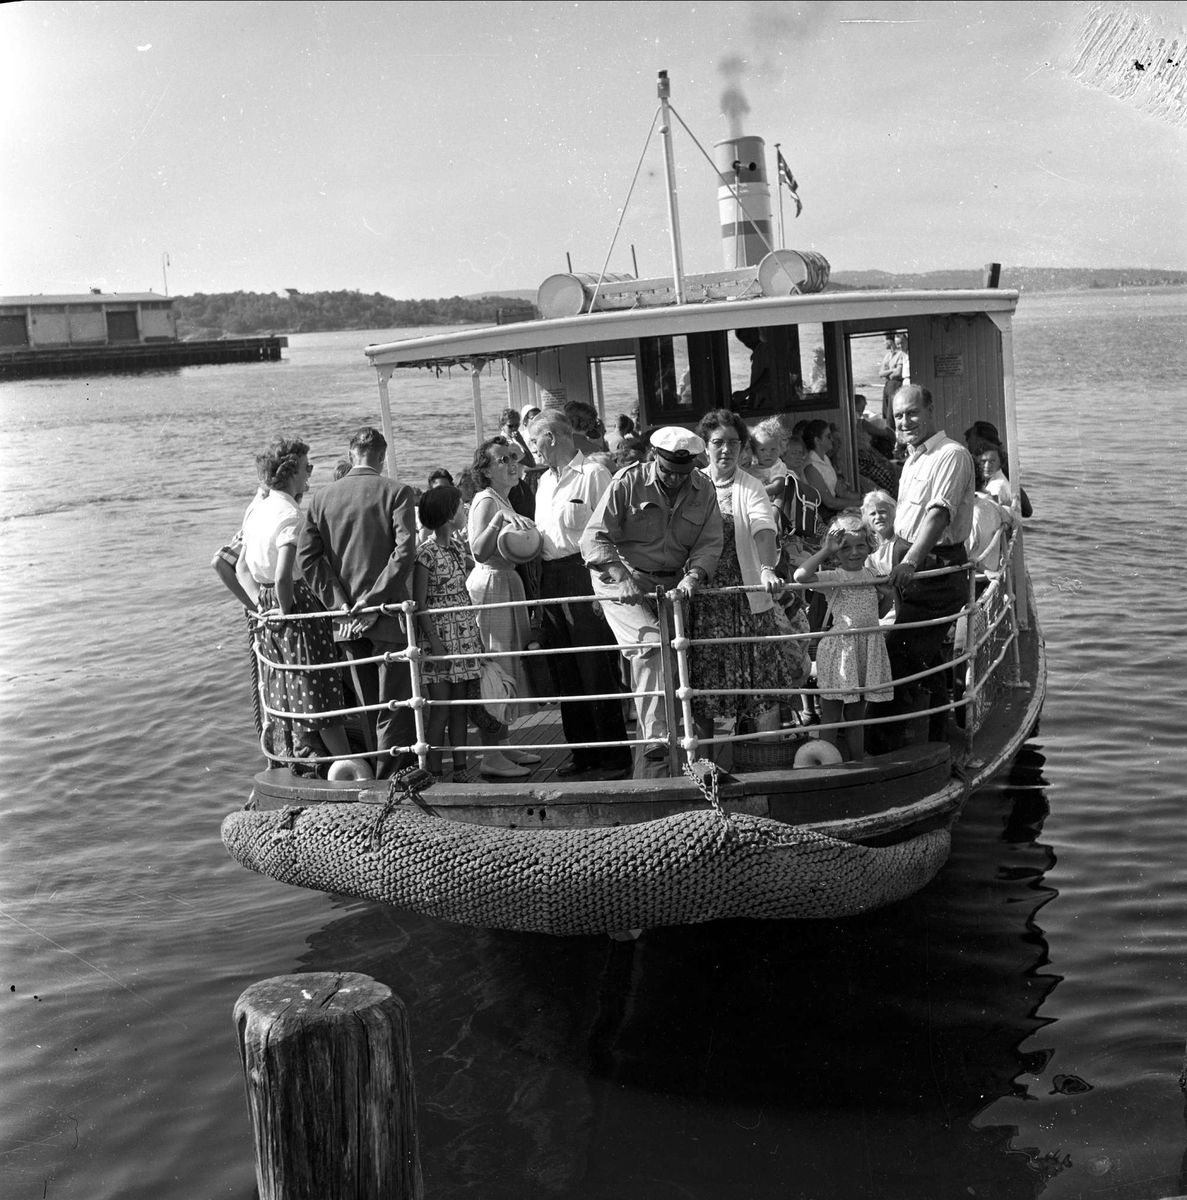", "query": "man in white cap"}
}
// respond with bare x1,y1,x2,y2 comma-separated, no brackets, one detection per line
580,426,723,776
